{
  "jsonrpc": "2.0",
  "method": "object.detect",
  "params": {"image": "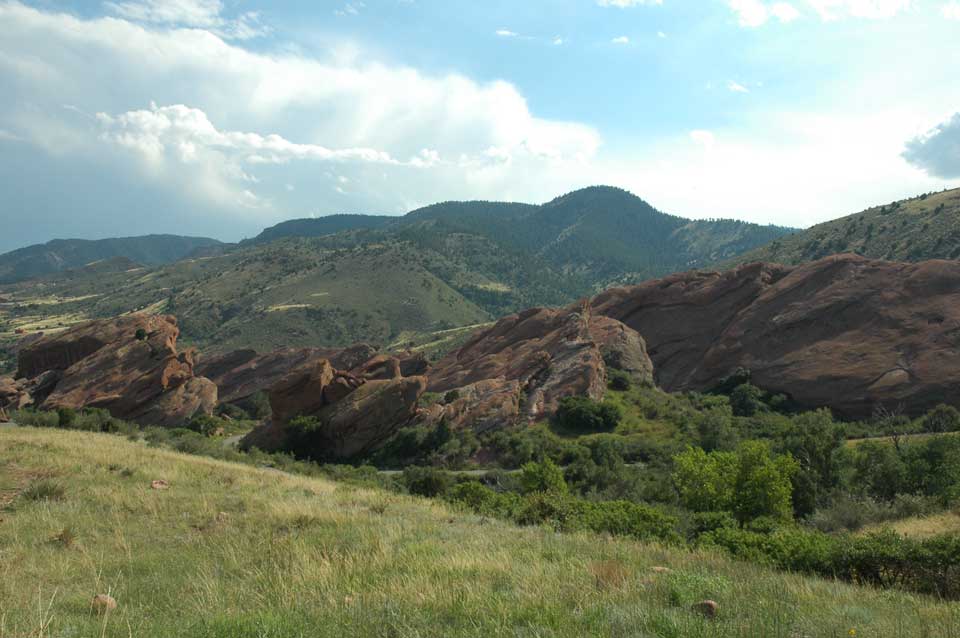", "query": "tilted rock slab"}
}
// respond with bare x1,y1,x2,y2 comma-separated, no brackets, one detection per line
4,315,216,426
592,254,960,418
